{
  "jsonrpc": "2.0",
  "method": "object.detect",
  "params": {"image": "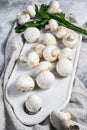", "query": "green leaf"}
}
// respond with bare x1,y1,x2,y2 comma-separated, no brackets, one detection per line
15,3,87,36
15,26,26,33
35,4,39,15
24,21,39,28
40,4,49,12
58,12,65,19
